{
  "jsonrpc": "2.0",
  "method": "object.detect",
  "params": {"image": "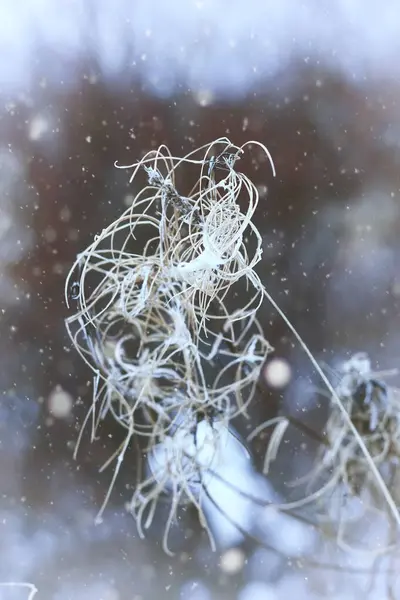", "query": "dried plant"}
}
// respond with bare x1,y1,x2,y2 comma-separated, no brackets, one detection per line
312,354,400,550
259,353,400,560
65,138,275,527
65,138,400,568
